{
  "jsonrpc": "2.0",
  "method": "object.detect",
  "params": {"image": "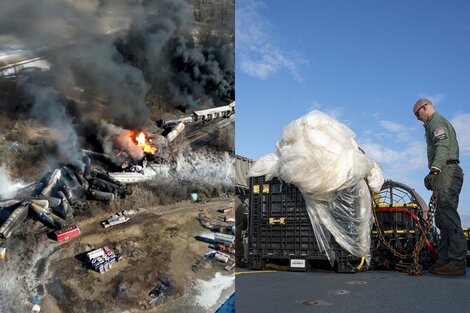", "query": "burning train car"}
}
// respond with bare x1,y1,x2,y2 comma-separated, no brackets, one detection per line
98,121,155,161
